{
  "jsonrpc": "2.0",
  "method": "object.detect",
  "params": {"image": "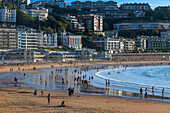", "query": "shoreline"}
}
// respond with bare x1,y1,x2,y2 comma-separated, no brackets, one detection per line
1,61,170,112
